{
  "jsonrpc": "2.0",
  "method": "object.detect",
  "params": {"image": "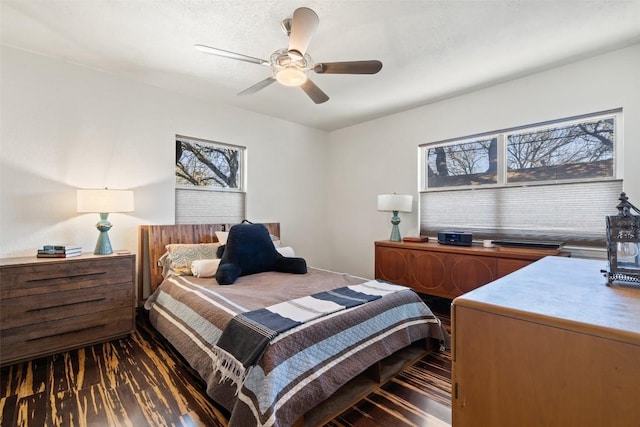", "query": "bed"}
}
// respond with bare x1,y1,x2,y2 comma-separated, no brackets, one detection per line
138,223,447,427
